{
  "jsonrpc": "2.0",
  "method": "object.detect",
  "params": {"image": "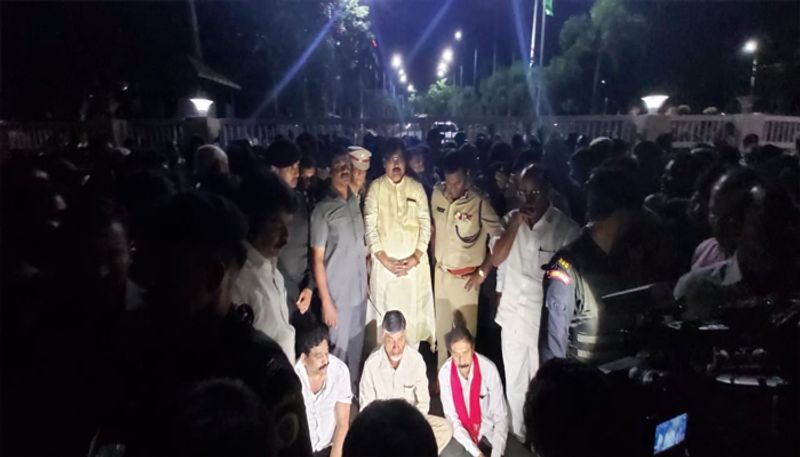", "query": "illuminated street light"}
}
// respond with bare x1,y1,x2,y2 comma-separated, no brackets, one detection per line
407,84,415,93
398,68,405,77
442,47,454,63
437,62,447,73
391,53,403,70
742,39,758,54
454,30,462,41
641,94,669,114
399,73,408,84
190,98,213,116
437,69,446,79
